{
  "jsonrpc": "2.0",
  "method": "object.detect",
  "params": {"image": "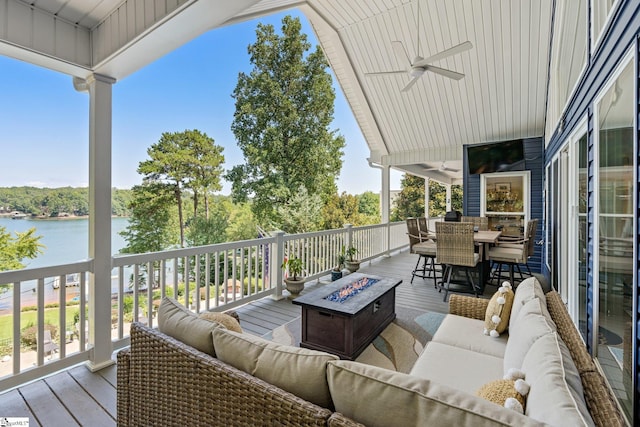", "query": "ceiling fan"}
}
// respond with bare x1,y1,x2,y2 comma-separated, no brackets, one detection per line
365,1,472,92
366,40,473,92
424,162,460,173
